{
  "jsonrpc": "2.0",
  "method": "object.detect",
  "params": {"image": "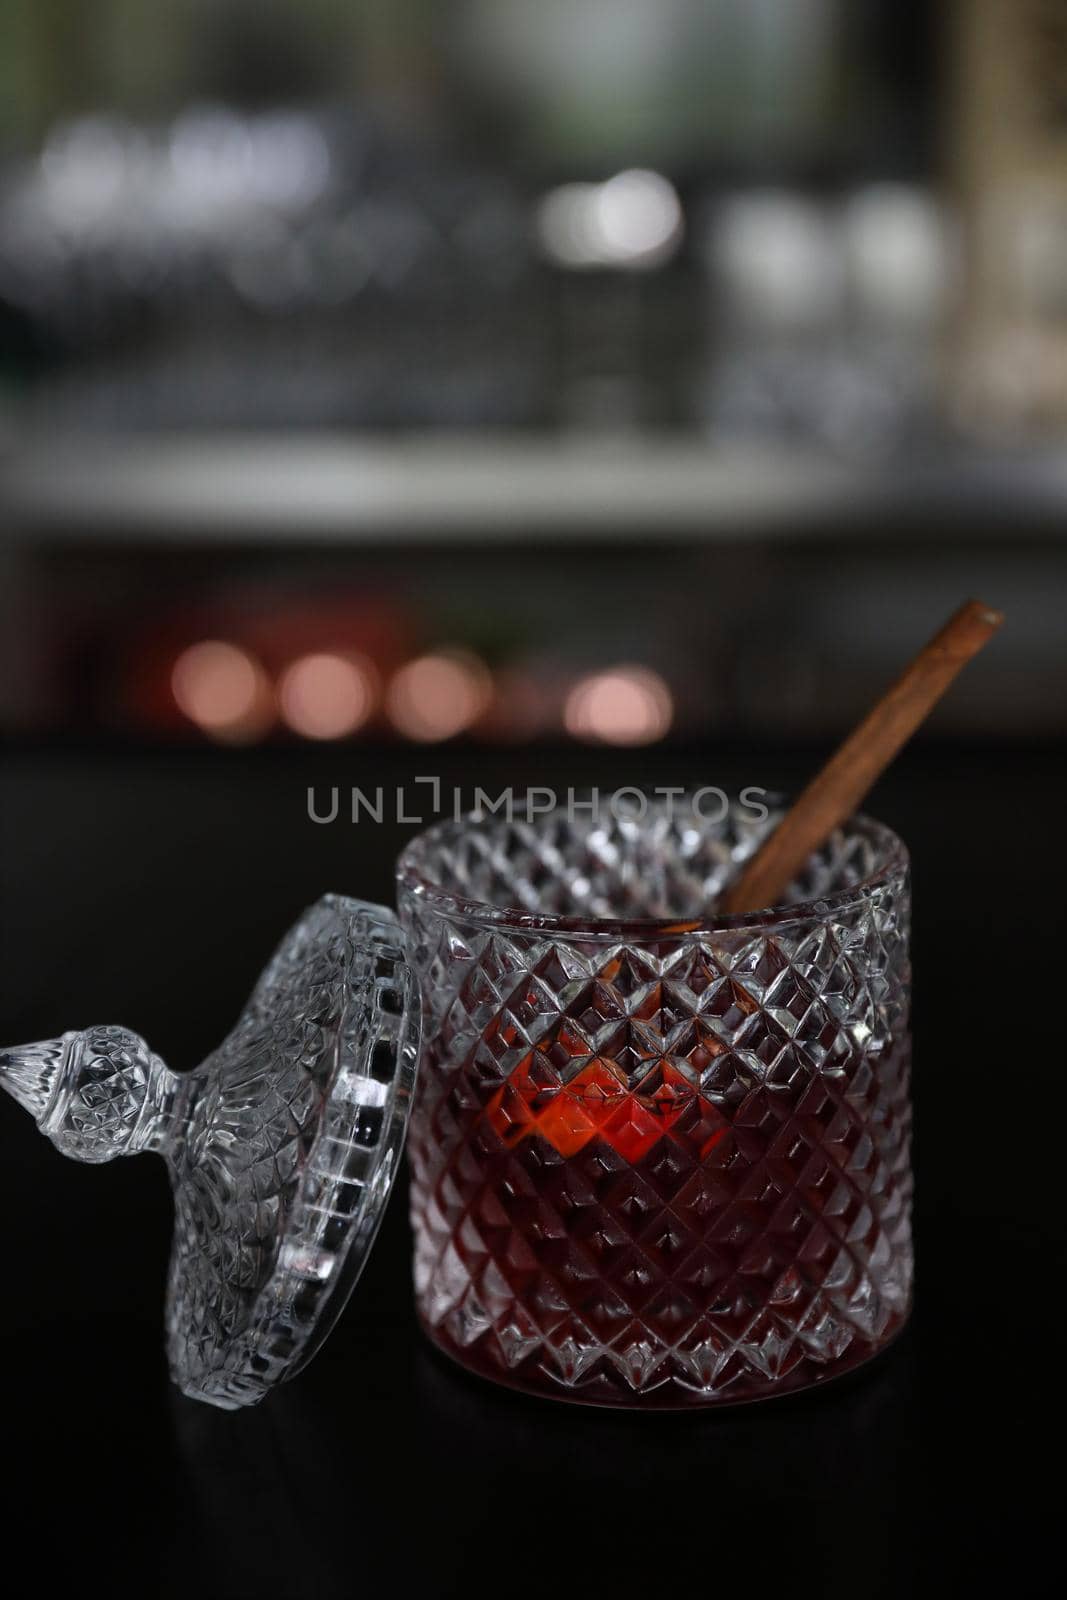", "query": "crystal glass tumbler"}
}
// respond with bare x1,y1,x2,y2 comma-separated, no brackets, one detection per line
397,795,913,1408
